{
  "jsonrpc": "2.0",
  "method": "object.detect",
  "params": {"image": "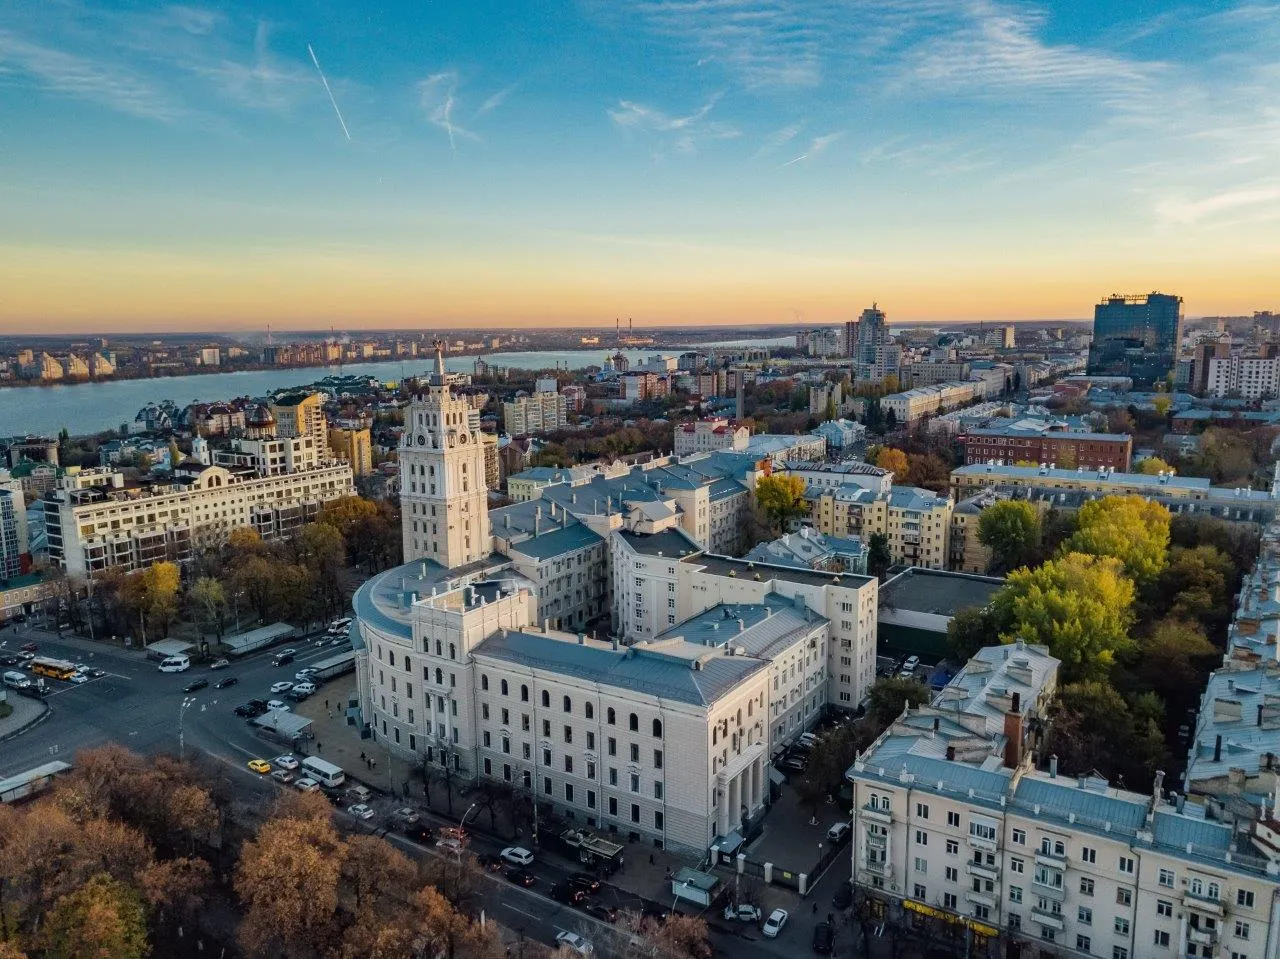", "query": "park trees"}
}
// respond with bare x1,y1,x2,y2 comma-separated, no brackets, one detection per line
992,552,1135,681
1157,545,1234,622
868,445,909,476
39,873,149,959
867,676,930,727
977,500,1041,573
1047,682,1167,790
118,561,181,639
1135,456,1175,475
867,533,892,579
189,576,228,640
754,474,809,534
1064,495,1170,589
